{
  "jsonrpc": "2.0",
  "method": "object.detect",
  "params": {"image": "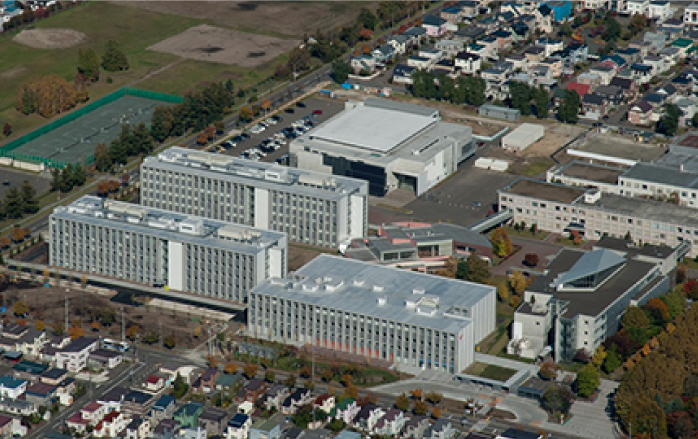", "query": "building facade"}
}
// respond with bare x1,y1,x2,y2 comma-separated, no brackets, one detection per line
141,147,367,249
50,196,287,305
248,255,496,373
